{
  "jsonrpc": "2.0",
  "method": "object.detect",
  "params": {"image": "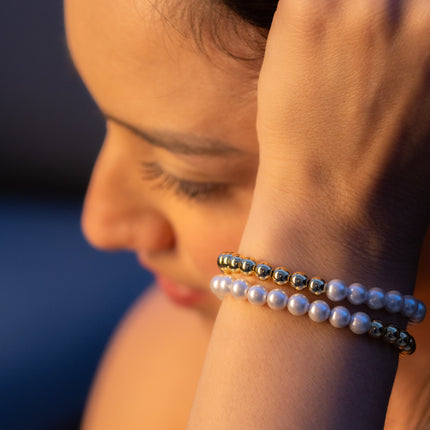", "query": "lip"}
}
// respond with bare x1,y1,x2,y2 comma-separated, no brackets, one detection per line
156,275,209,307
137,255,209,307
